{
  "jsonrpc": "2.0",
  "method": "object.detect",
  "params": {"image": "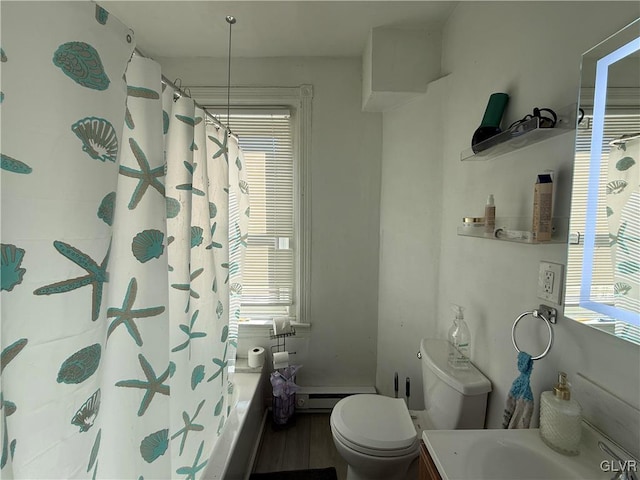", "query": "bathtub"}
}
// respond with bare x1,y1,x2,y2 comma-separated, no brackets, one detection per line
202,362,267,480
